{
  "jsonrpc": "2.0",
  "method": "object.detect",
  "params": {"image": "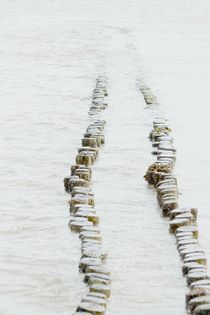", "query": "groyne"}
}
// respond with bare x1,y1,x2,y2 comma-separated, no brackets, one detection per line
64,76,111,315
140,82,210,315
